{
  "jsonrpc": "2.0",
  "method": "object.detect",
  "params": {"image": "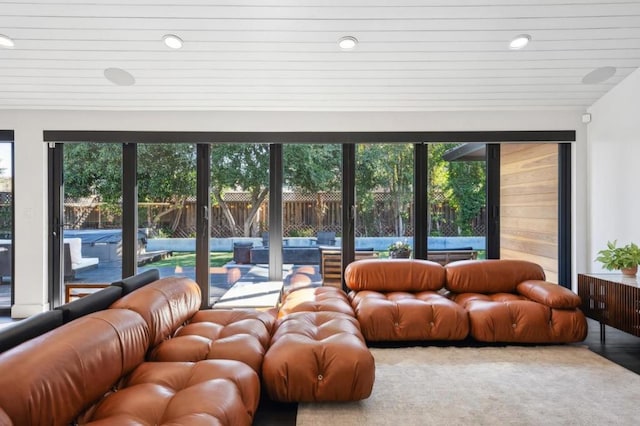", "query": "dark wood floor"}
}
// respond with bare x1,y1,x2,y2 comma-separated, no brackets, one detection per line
582,318,640,375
